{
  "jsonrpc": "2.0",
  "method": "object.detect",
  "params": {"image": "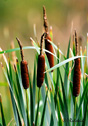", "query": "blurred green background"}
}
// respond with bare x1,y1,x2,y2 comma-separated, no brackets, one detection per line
0,0,88,124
